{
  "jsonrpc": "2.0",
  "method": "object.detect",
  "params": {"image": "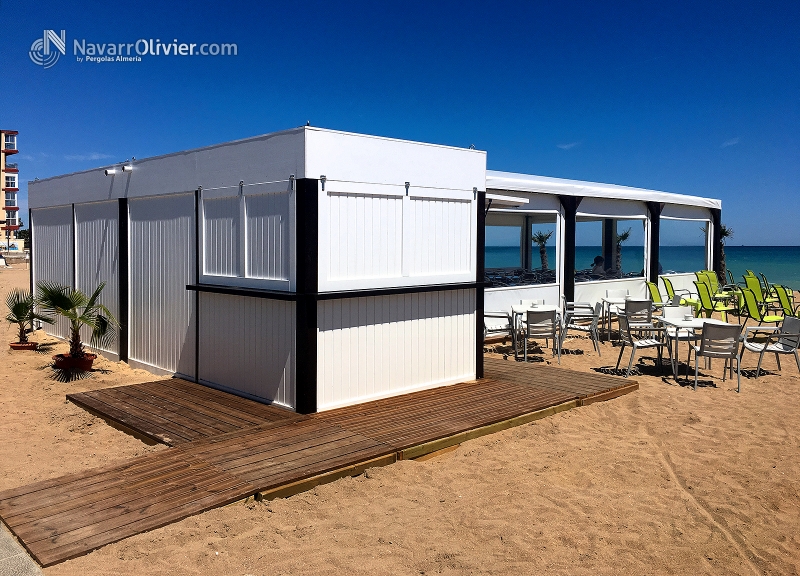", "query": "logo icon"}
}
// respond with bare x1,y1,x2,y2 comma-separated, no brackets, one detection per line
29,30,66,68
